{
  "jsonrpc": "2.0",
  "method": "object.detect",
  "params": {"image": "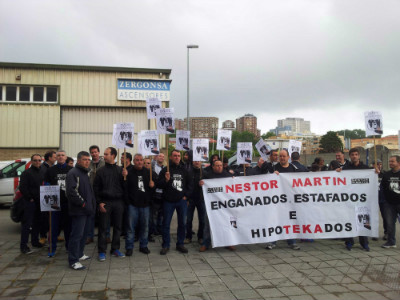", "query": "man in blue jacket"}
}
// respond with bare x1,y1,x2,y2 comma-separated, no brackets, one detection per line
66,151,96,270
